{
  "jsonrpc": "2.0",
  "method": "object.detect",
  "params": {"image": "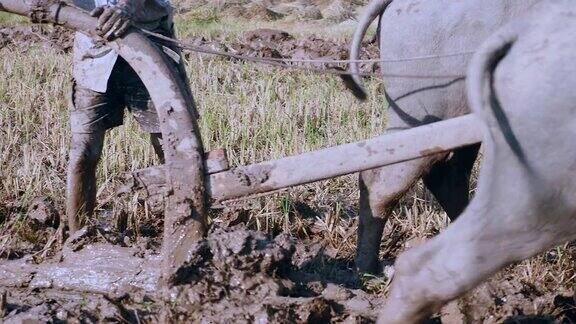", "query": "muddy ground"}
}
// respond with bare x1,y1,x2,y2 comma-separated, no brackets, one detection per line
0,24,380,72
0,220,378,323
0,25,73,52
1,8,575,323
1,194,575,323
